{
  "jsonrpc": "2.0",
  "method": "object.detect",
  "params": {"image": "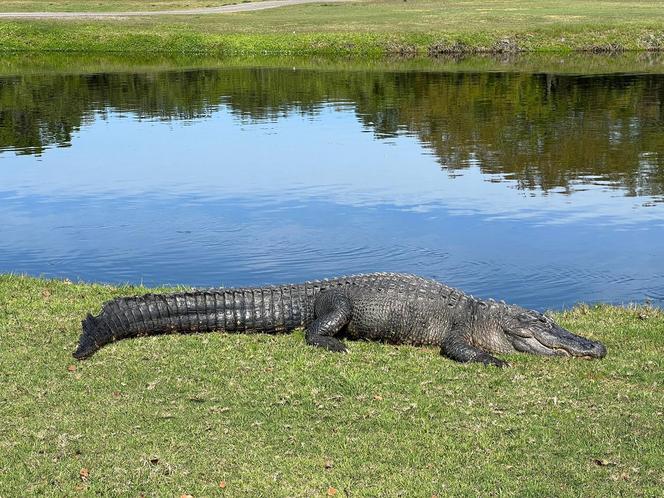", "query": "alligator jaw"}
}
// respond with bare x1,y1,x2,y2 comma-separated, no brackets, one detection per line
534,323,607,359
502,307,607,359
